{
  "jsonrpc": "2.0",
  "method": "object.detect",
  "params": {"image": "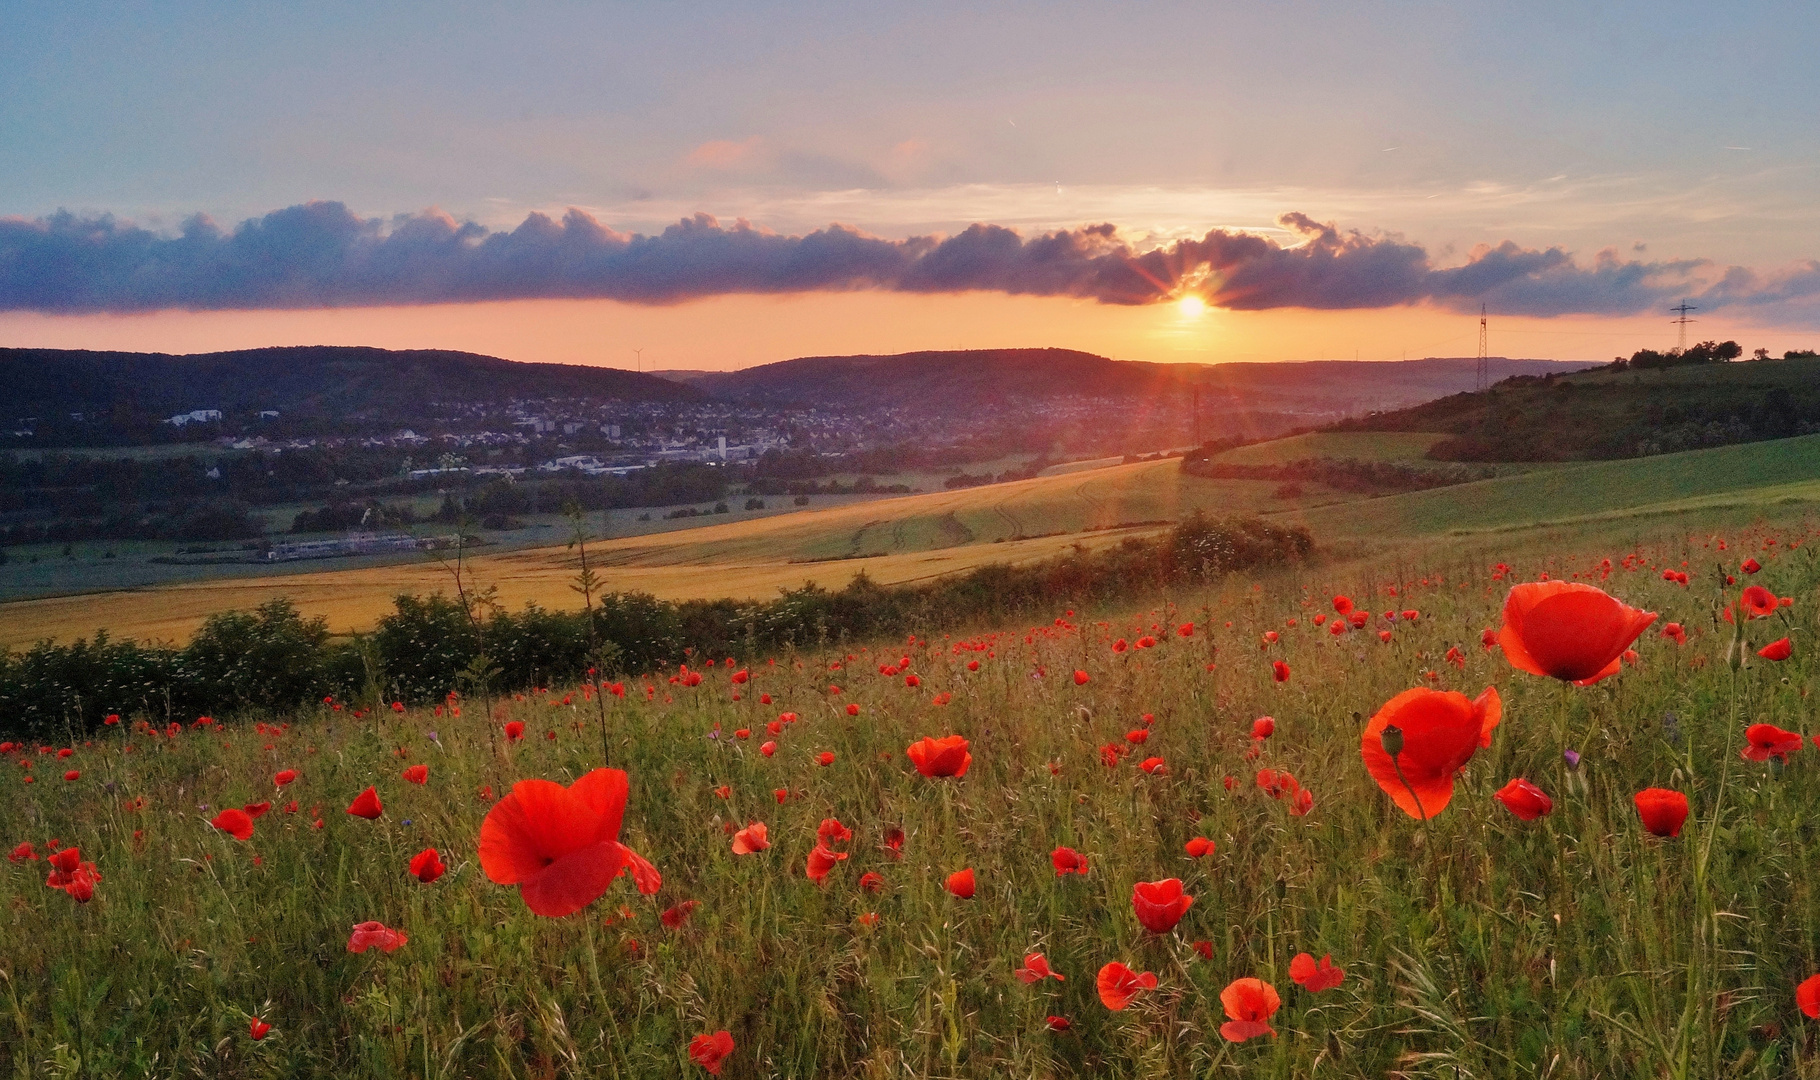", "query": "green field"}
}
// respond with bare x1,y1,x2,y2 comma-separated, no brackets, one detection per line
1211,431,1448,466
